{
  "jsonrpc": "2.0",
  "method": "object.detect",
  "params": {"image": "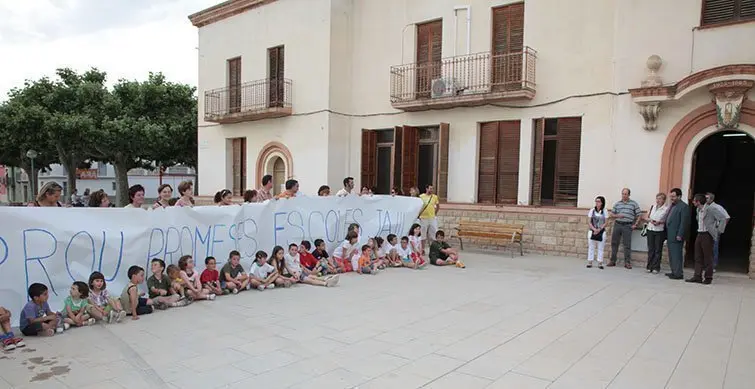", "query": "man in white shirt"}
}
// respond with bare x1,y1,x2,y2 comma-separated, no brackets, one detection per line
705,193,730,270
335,177,354,197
